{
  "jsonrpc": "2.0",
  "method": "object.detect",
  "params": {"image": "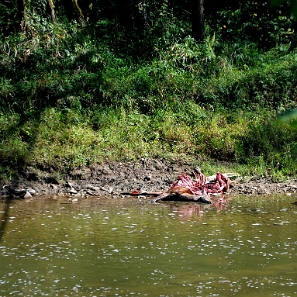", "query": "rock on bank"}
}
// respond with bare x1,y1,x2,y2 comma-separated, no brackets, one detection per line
1,159,297,199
